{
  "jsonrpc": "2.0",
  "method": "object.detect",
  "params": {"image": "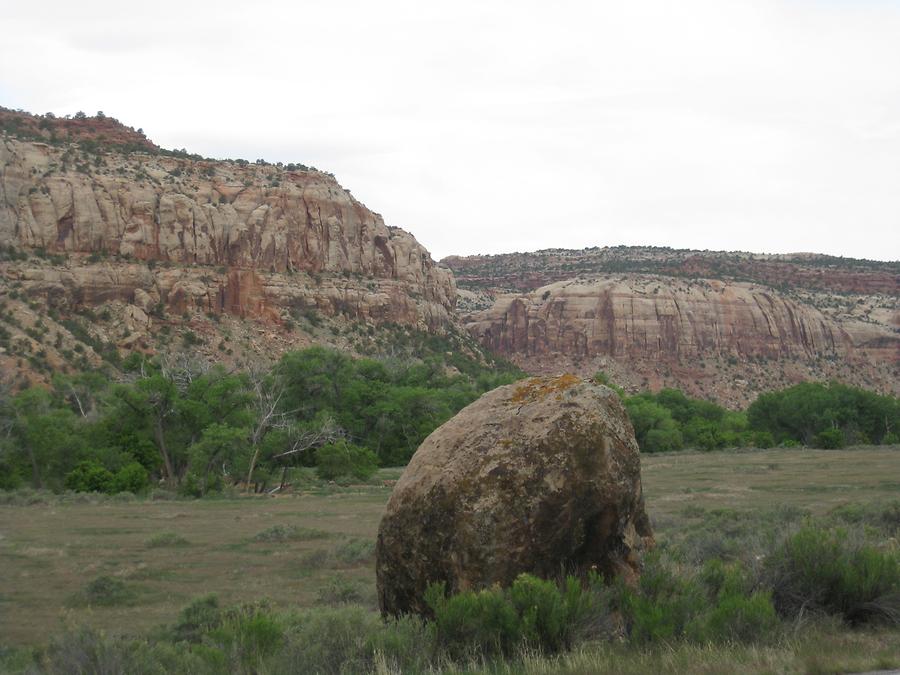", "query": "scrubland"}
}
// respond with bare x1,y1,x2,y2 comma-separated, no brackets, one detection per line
1,446,898,674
